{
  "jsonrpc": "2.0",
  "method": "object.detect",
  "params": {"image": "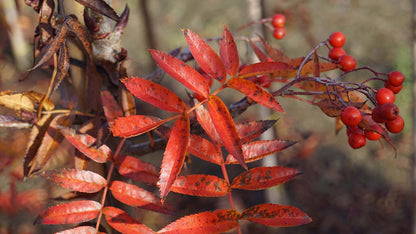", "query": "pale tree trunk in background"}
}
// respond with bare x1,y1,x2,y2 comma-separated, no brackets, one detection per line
412,0,416,233
245,0,287,204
